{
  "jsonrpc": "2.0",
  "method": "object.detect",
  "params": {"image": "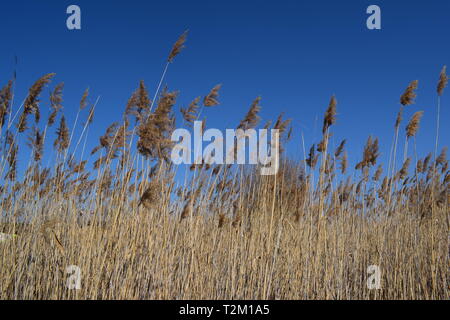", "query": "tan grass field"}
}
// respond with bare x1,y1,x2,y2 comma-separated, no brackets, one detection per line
0,33,448,299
